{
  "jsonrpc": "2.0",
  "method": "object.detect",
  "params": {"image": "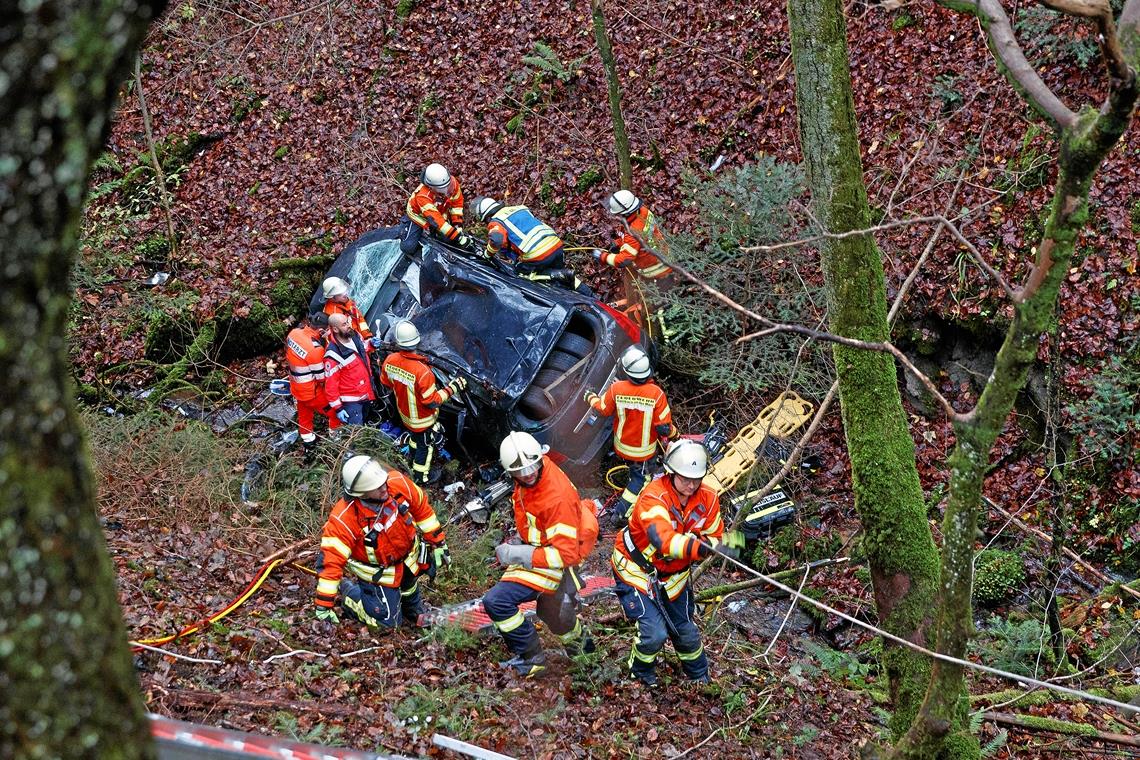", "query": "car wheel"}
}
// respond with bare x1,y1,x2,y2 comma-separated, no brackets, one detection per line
534,368,566,389
519,385,555,419
542,349,578,373
555,332,594,359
